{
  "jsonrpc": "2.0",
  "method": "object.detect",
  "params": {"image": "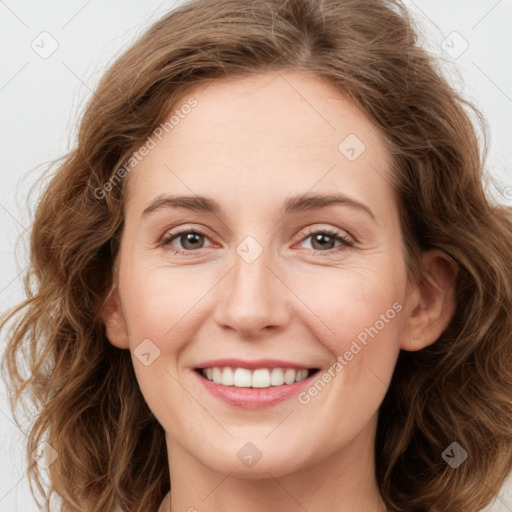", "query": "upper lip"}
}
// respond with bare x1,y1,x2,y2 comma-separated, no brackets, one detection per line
195,358,315,370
